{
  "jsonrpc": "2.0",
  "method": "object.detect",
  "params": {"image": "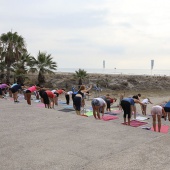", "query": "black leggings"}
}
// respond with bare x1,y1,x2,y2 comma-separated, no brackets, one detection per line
73,96,82,111
106,99,111,109
65,94,70,105
121,100,131,118
42,92,50,104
